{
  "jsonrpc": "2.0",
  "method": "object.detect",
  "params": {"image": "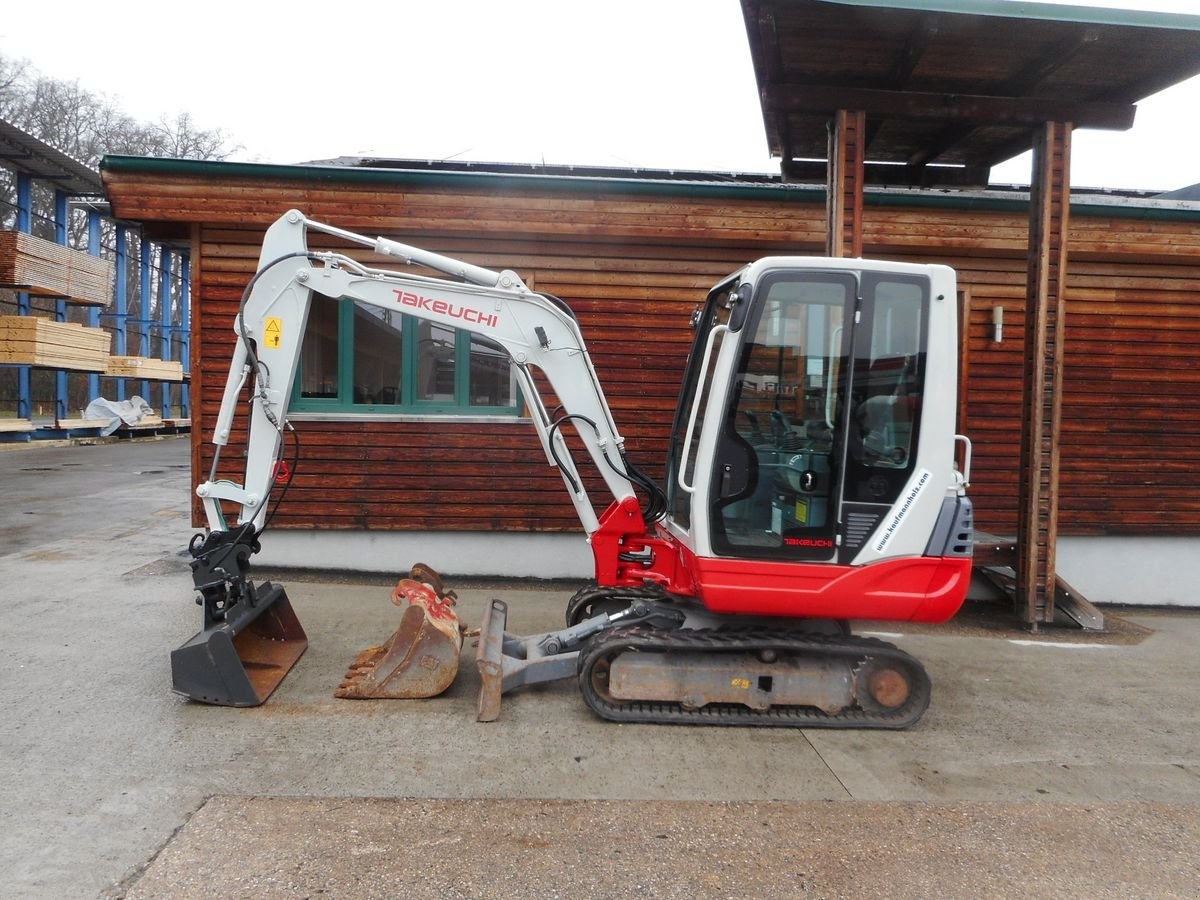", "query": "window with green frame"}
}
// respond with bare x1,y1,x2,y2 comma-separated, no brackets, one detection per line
293,294,521,415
